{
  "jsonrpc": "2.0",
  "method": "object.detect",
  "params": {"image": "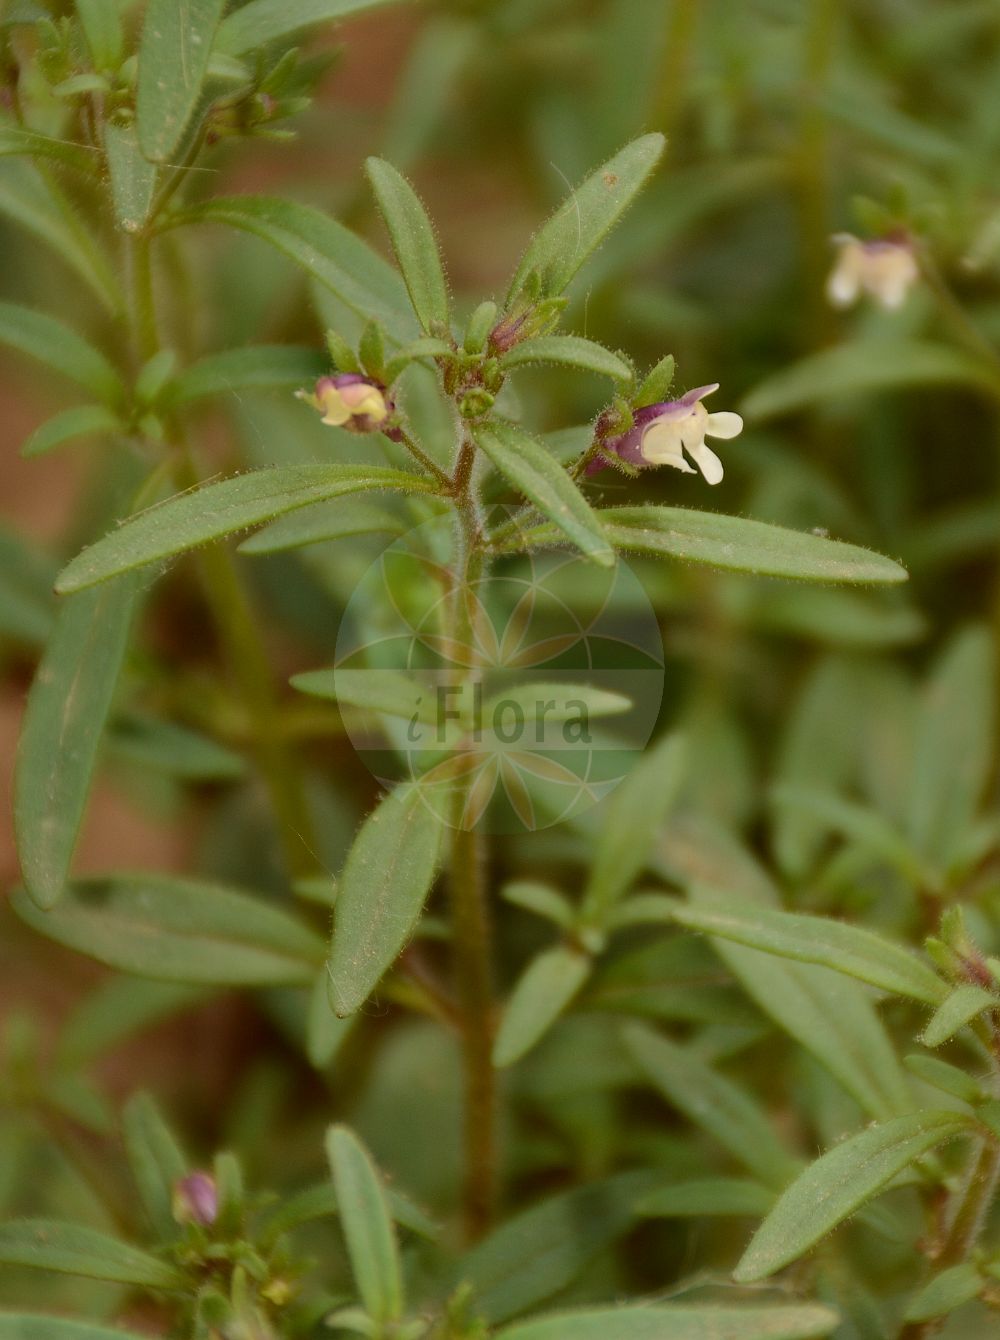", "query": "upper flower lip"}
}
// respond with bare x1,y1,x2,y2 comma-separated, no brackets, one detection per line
634,383,720,425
